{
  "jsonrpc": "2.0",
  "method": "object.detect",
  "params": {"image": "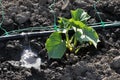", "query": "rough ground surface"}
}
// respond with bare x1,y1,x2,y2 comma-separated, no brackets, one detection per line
0,0,120,80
